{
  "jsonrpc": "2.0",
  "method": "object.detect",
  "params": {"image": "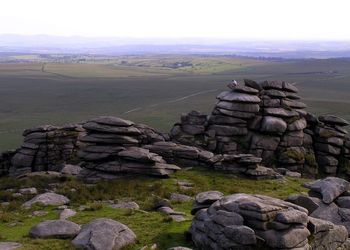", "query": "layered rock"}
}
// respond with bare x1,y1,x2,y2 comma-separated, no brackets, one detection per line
170,79,350,178
2,78,350,180
189,192,350,250
78,116,180,178
310,115,349,176
9,124,82,176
